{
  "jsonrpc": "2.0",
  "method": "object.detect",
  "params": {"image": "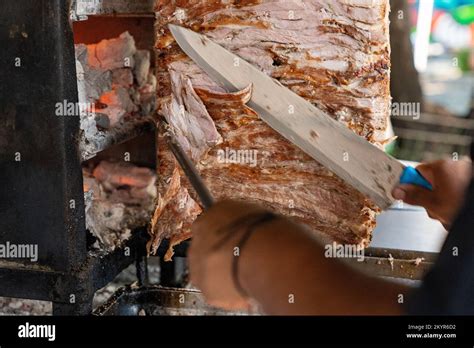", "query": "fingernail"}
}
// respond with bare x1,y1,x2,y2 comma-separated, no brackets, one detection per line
392,187,406,200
